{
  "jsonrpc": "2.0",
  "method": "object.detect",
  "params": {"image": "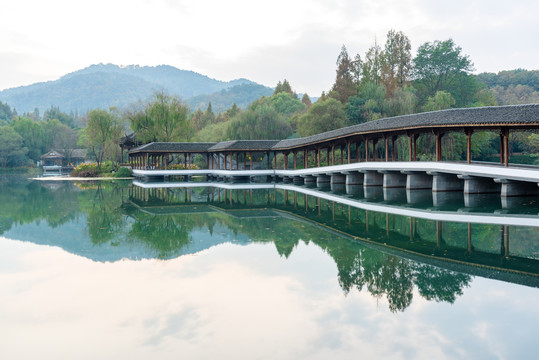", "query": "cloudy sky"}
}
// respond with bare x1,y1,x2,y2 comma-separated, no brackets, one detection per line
1,0,537,96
